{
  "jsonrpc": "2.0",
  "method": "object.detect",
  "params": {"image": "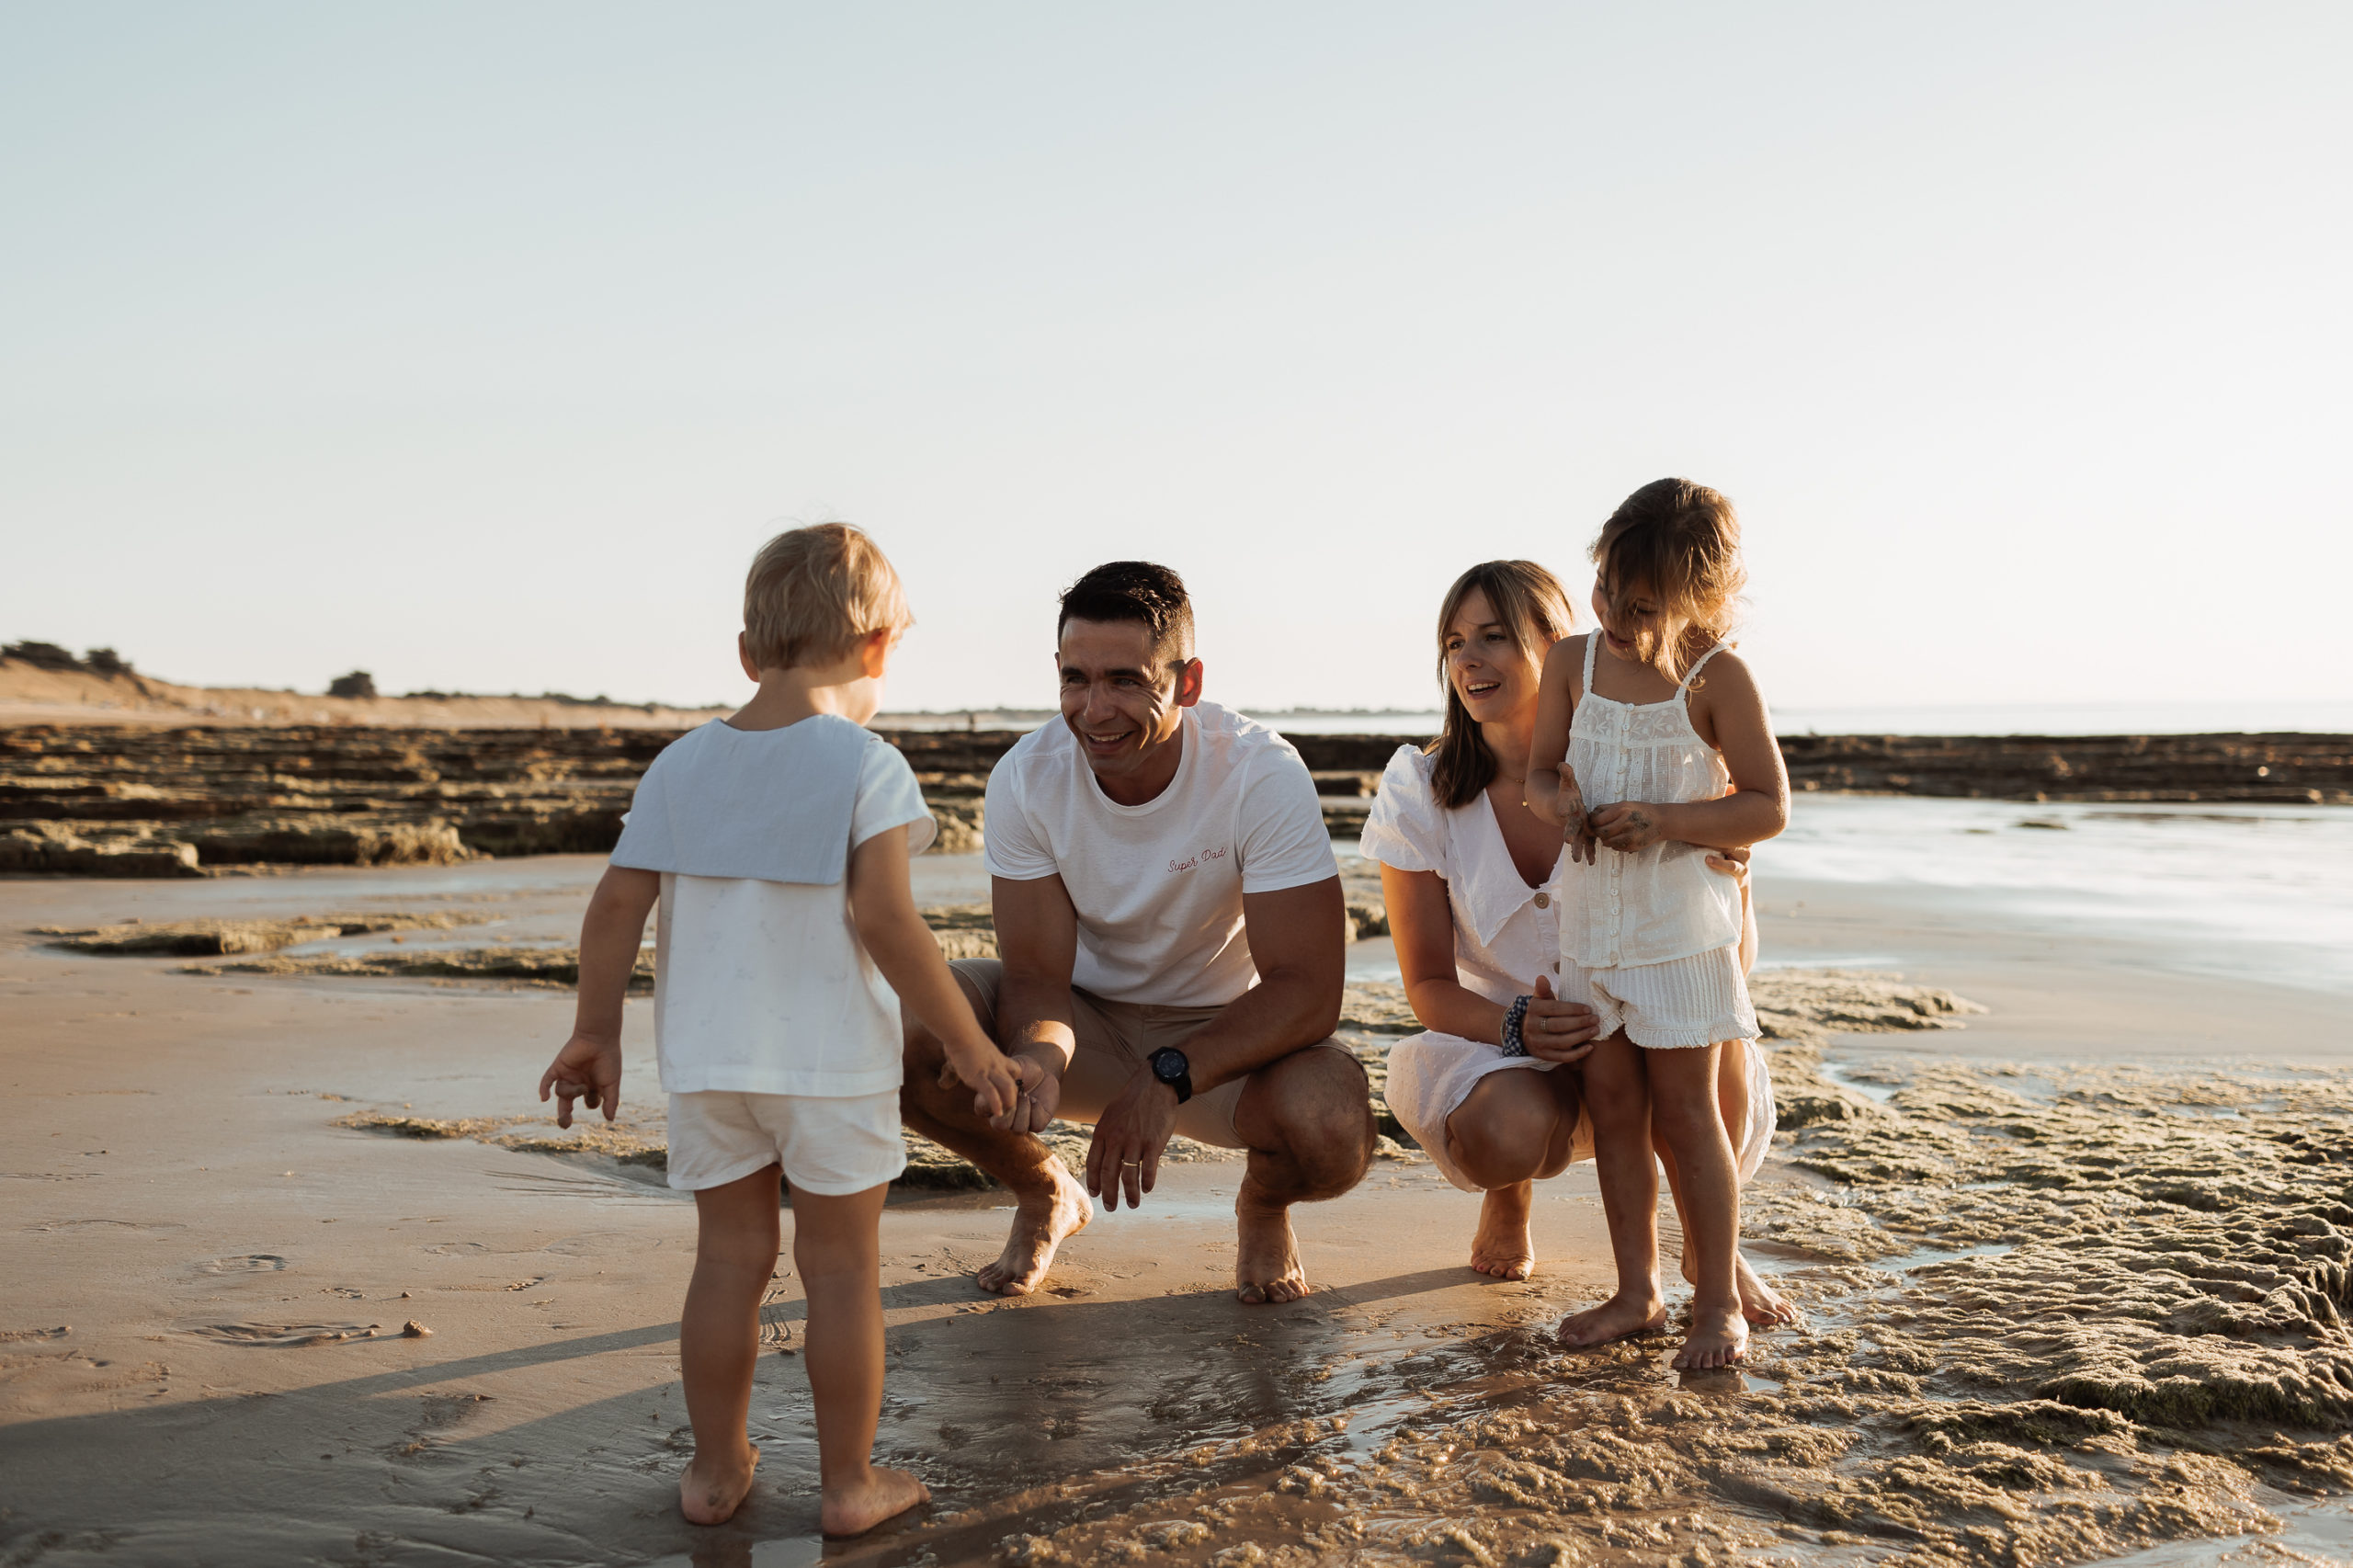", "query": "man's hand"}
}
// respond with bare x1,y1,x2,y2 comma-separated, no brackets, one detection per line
1521,974,1600,1063
1588,801,1673,855
1084,1068,1179,1211
940,1039,1028,1123
539,1032,622,1128
942,1049,1062,1133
